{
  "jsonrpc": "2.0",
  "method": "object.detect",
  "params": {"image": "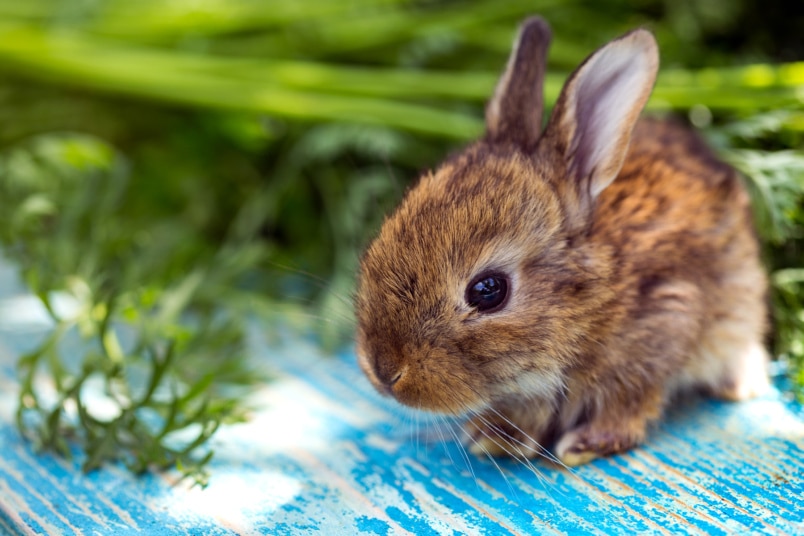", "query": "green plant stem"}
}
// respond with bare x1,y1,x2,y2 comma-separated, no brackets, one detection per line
0,26,801,139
